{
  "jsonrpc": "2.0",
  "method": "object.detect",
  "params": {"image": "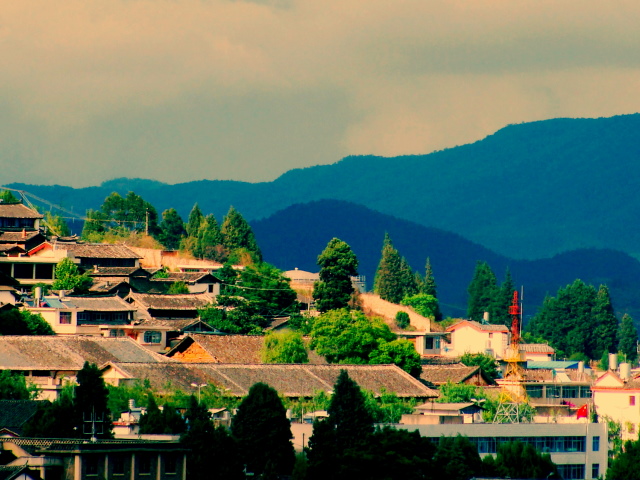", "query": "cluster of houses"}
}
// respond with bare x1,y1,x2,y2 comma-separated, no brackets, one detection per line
0,199,637,480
